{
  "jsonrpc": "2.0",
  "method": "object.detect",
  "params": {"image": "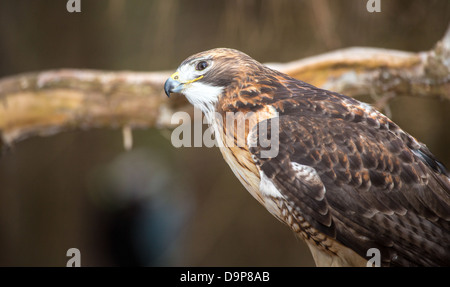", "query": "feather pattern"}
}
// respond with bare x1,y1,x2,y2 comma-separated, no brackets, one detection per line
168,48,450,266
